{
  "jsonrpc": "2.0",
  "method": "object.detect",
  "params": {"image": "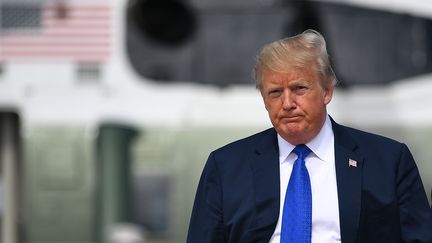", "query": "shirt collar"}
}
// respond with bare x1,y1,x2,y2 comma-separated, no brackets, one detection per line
277,115,334,163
